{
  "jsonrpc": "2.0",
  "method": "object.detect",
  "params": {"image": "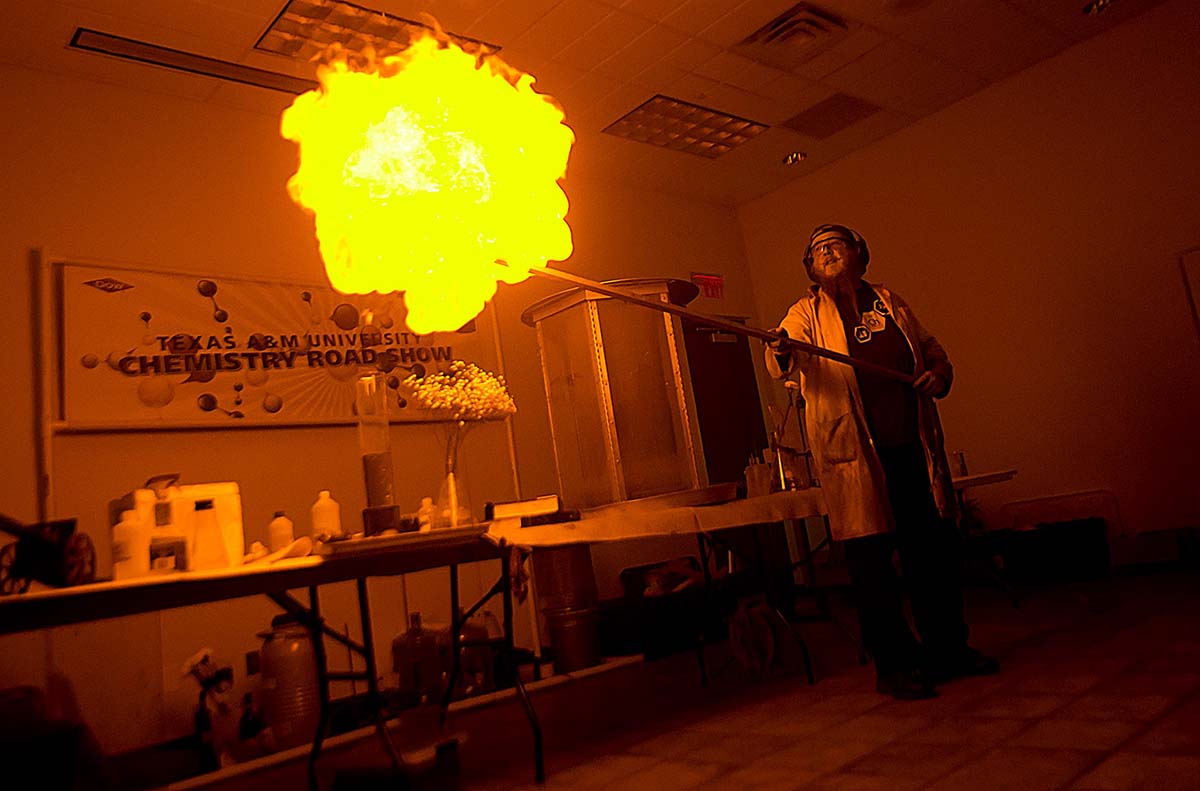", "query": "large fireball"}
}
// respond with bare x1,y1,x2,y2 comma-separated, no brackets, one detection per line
281,33,574,334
